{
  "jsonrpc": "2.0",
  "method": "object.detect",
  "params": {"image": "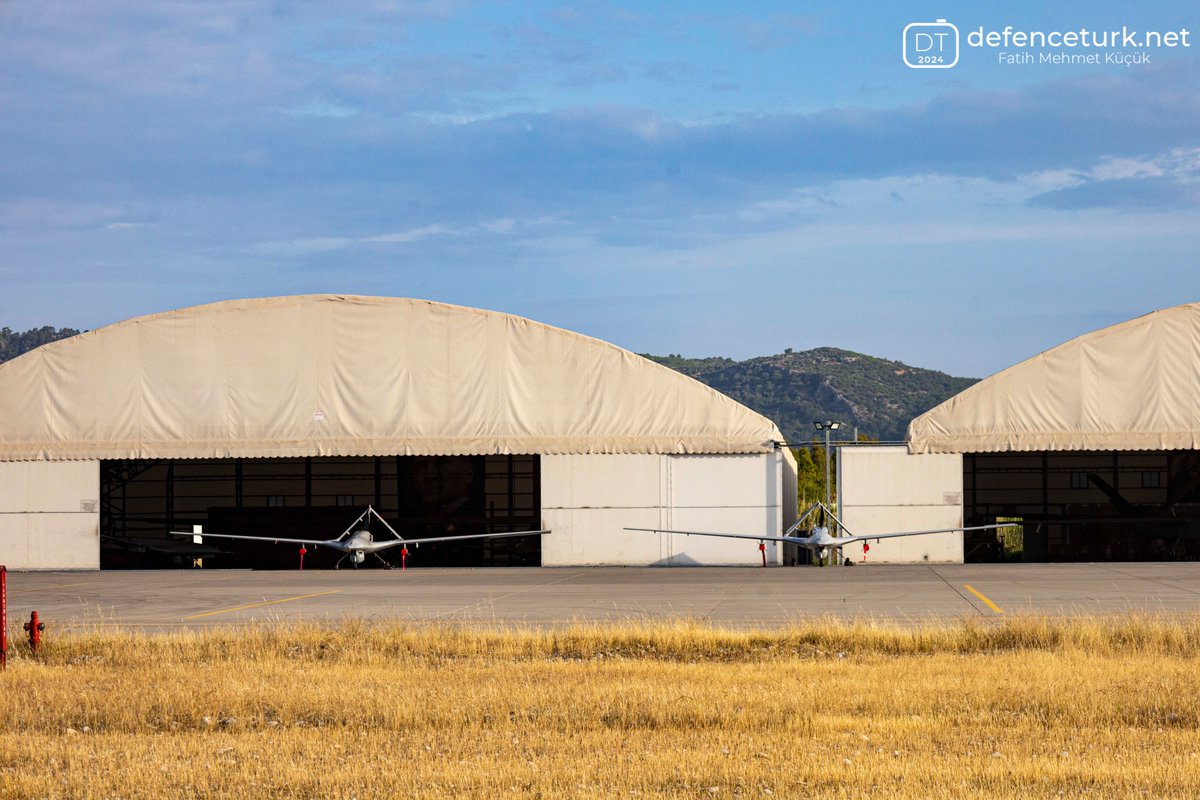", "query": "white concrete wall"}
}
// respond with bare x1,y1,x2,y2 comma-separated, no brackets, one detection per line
0,461,100,569
541,452,789,565
837,445,964,564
